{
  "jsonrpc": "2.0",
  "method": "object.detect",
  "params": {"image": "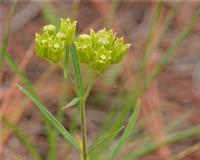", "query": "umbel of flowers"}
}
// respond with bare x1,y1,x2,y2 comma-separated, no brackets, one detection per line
35,18,76,63
35,18,130,75
76,28,131,75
